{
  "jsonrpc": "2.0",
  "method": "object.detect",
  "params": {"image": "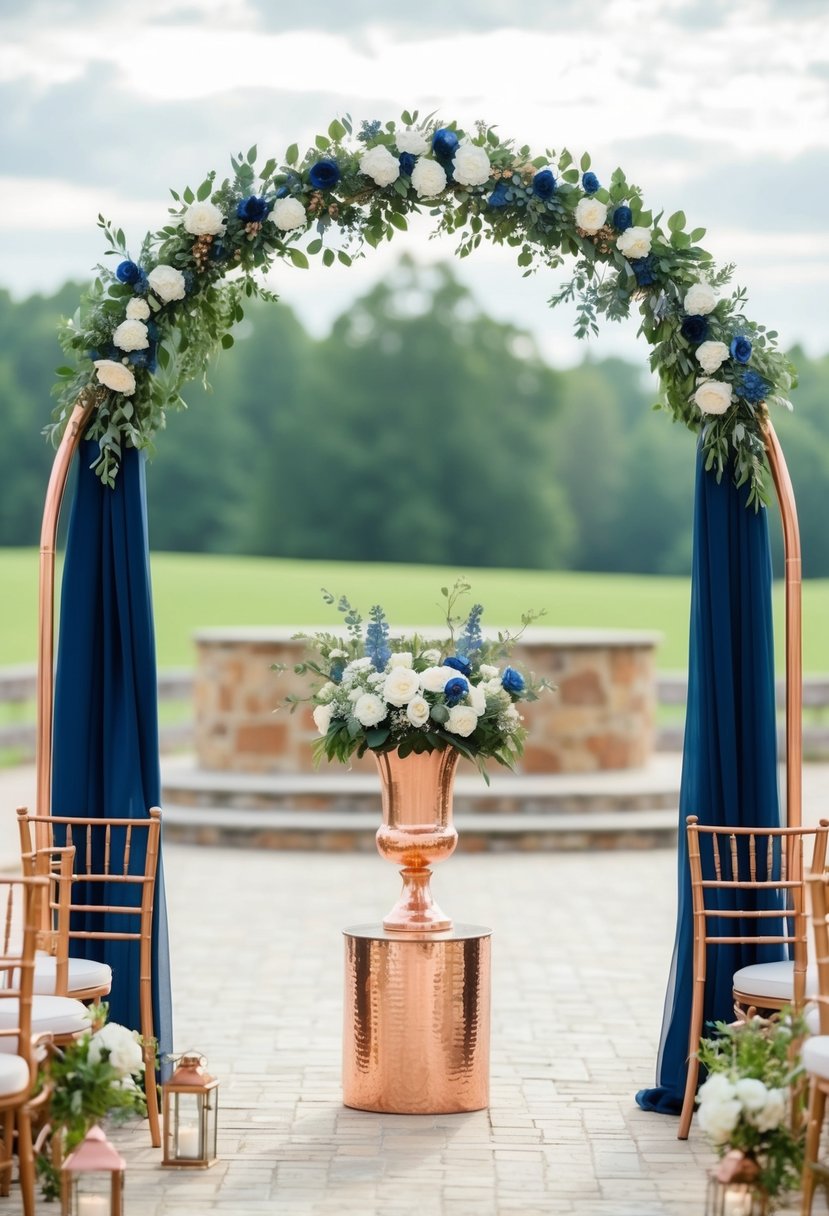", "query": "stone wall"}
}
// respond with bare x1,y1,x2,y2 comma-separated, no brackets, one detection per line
193,627,659,775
